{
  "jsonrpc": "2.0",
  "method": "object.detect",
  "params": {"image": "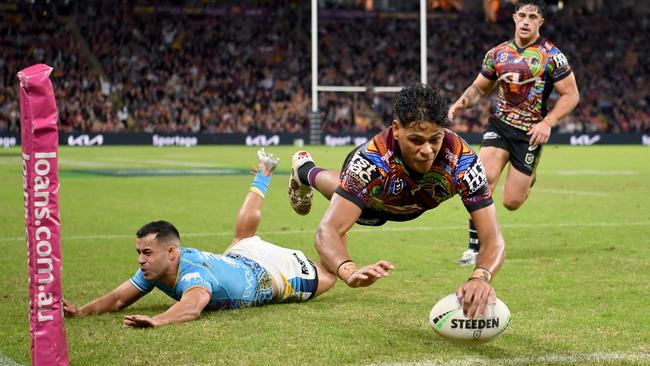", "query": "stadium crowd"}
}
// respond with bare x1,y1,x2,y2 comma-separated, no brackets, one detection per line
1,1,648,134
